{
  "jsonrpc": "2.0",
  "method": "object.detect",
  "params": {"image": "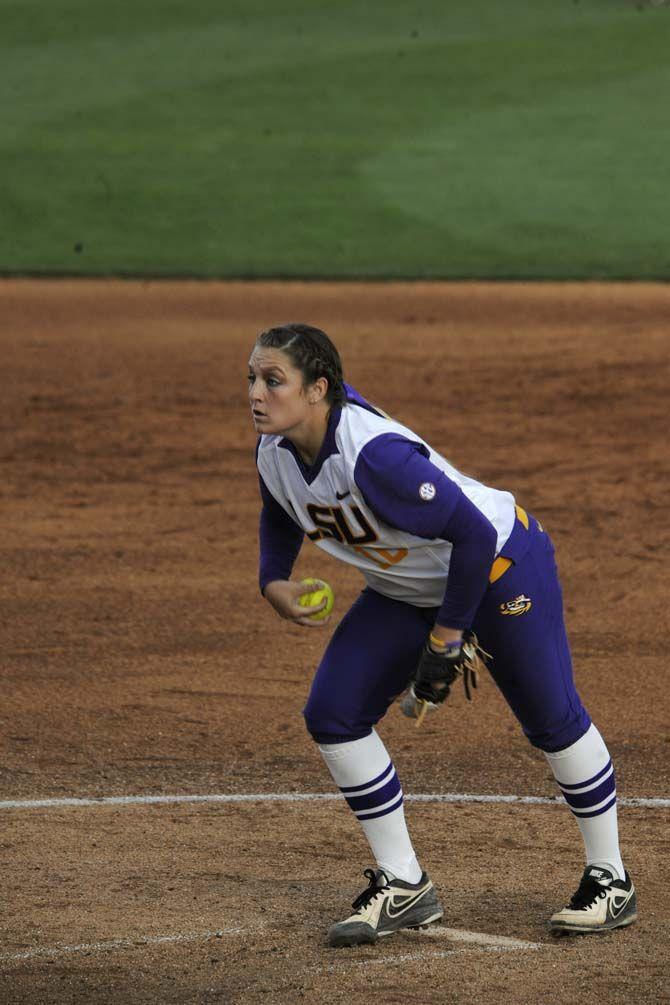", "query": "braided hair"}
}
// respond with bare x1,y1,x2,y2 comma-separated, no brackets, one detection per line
255,323,346,408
